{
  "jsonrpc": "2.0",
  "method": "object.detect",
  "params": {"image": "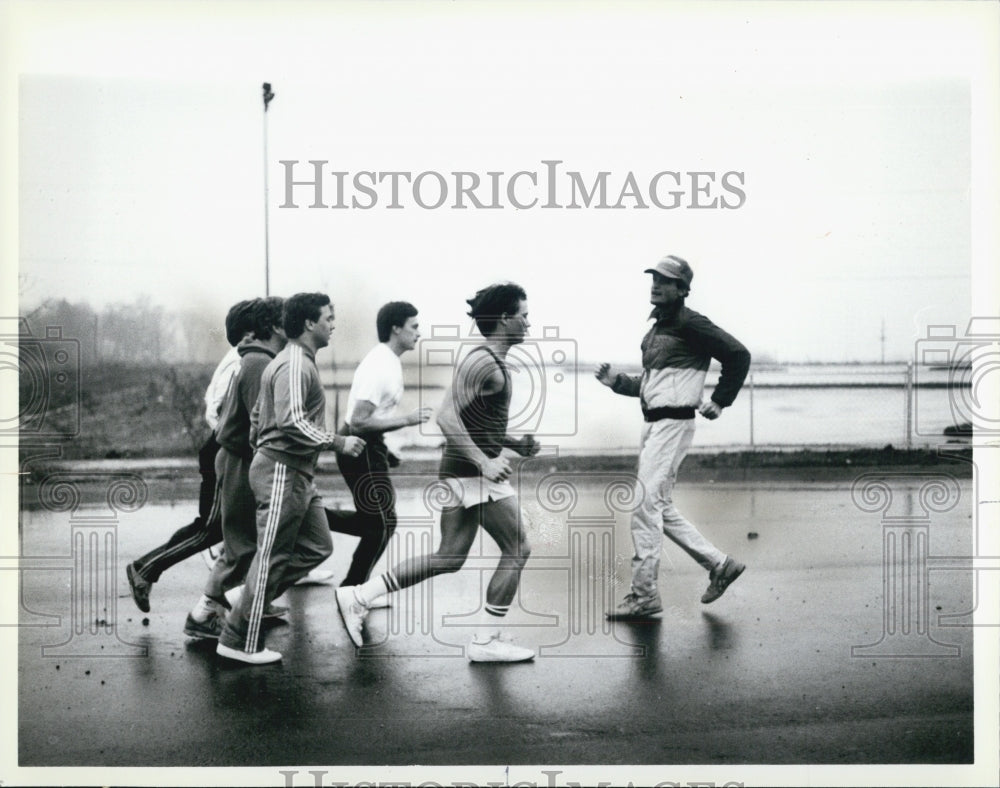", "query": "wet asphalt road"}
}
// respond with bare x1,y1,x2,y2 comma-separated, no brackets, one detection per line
17,478,978,771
